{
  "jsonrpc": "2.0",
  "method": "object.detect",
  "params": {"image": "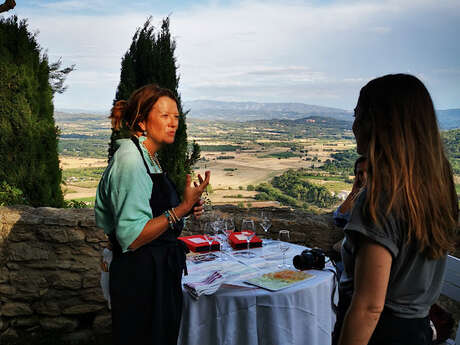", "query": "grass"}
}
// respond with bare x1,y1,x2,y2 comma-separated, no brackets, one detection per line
67,180,99,188
302,174,350,182
259,152,300,159
74,196,96,203
62,167,105,179
62,167,105,188
320,181,352,194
